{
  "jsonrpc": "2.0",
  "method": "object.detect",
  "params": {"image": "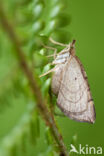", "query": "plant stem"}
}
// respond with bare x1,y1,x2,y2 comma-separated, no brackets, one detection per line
0,4,69,156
